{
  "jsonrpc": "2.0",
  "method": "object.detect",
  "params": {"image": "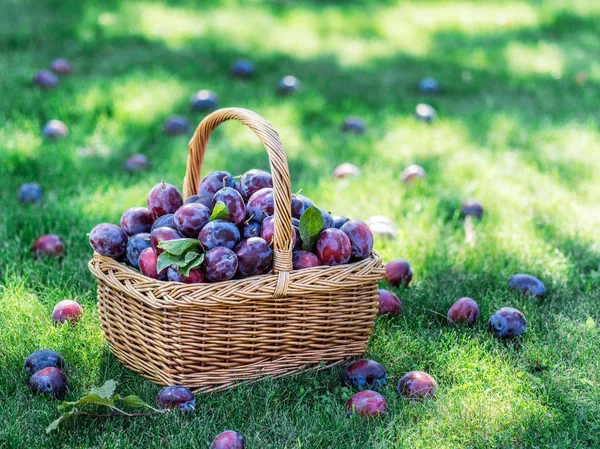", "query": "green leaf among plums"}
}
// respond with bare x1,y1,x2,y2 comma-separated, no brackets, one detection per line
184,251,201,263
210,201,229,221
181,253,204,277
57,393,115,411
157,238,200,256
156,252,183,274
299,206,325,252
115,394,154,409
90,379,117,399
